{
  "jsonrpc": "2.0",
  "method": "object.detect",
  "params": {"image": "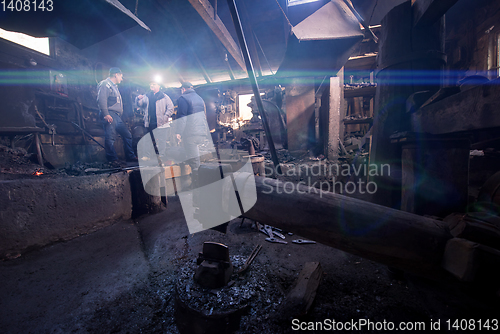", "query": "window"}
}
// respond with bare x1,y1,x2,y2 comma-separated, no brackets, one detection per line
238,94,254,121
0,28,50,56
